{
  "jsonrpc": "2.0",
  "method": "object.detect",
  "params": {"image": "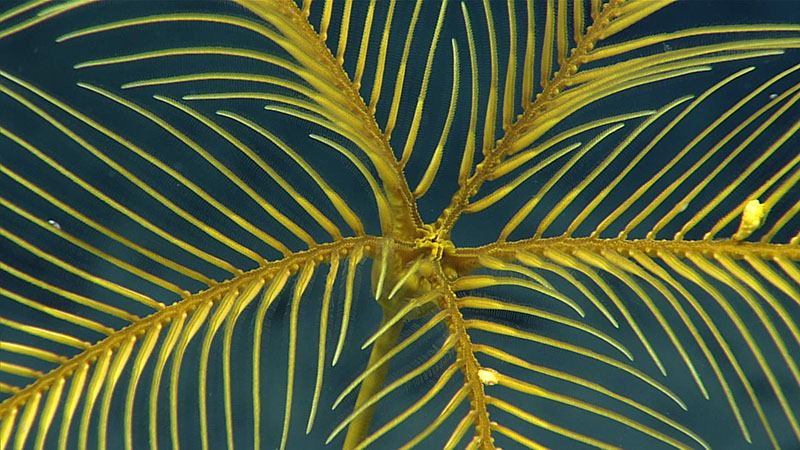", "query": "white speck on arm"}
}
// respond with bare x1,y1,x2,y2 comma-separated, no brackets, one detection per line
477,368,499,386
